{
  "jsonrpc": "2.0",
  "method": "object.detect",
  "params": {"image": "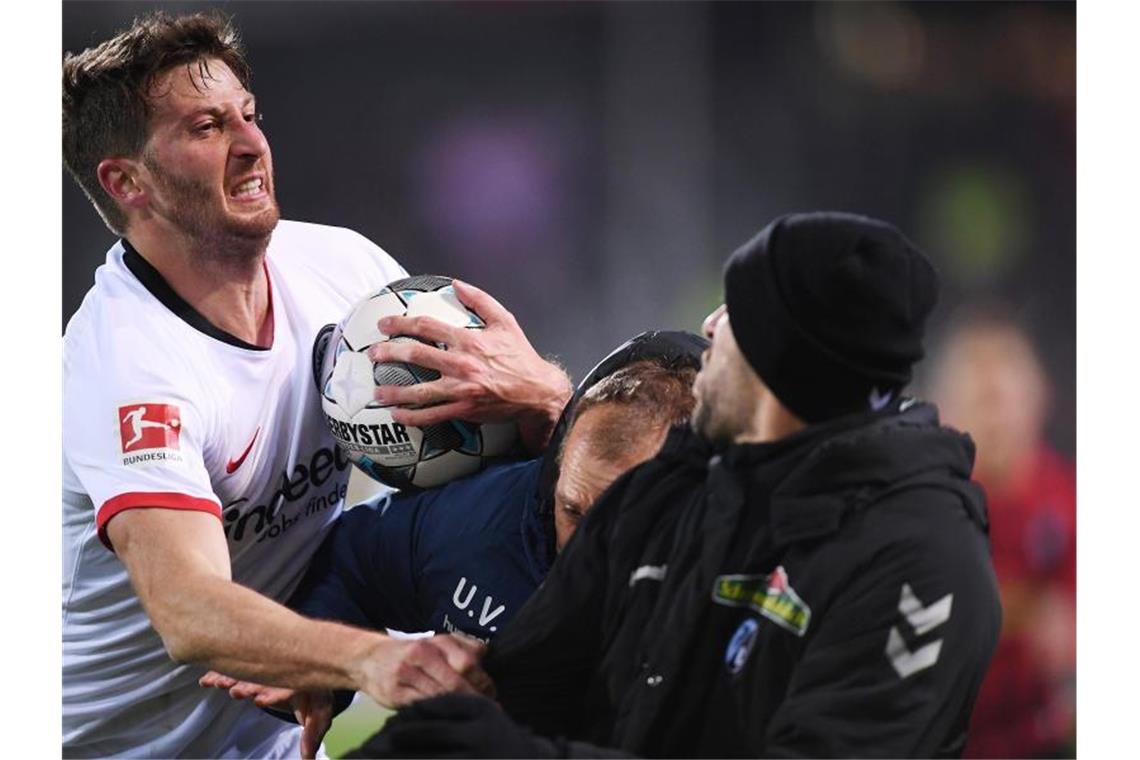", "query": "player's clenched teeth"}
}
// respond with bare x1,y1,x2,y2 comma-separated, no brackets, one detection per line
230,177,264,198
